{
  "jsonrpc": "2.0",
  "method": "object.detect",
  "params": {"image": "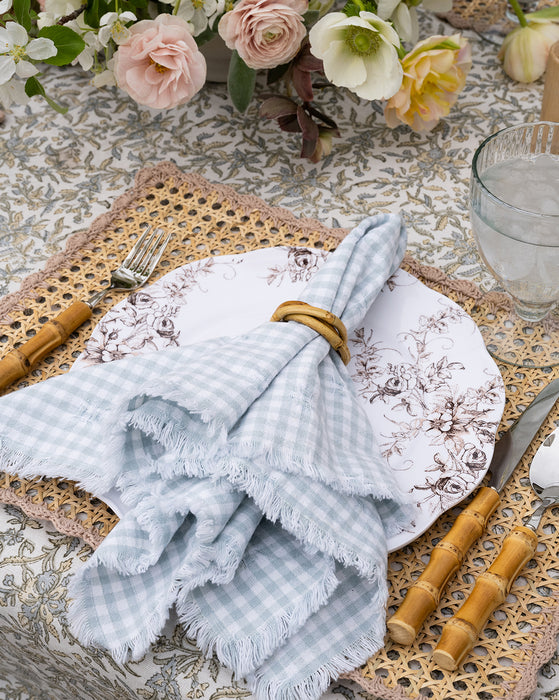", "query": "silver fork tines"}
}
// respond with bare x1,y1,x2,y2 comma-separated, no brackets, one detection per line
0,225,173,391
86,226,172,308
